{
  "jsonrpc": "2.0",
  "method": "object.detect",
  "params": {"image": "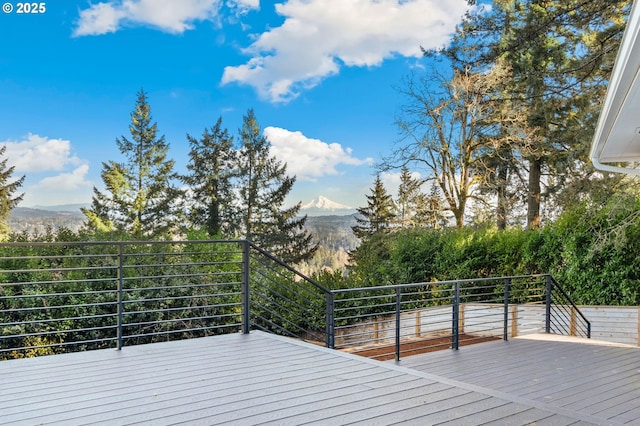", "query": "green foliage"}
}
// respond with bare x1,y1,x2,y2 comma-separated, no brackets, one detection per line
0,231,121,358
314,268,351,290
249,260,327,341
82,89,183,239
348,232,398,286
4,188,640,359
348,190,640,305
352,175,397,241
396,166,424,228
544,194,640,305
236,109,317,264
0,230,247,359
182,117,237,237
415,0,630,229
0,145,24,240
